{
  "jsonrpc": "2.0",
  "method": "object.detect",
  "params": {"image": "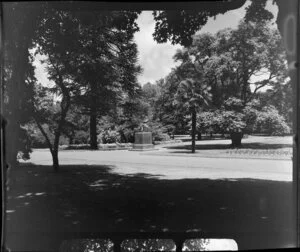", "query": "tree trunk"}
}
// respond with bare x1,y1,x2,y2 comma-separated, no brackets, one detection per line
90,110,98,149
90,83,98,150
197,132,202,140
191,108,196,153
51,150,59,172
69,135,74,145
5,48,28,170
230,132,243,148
